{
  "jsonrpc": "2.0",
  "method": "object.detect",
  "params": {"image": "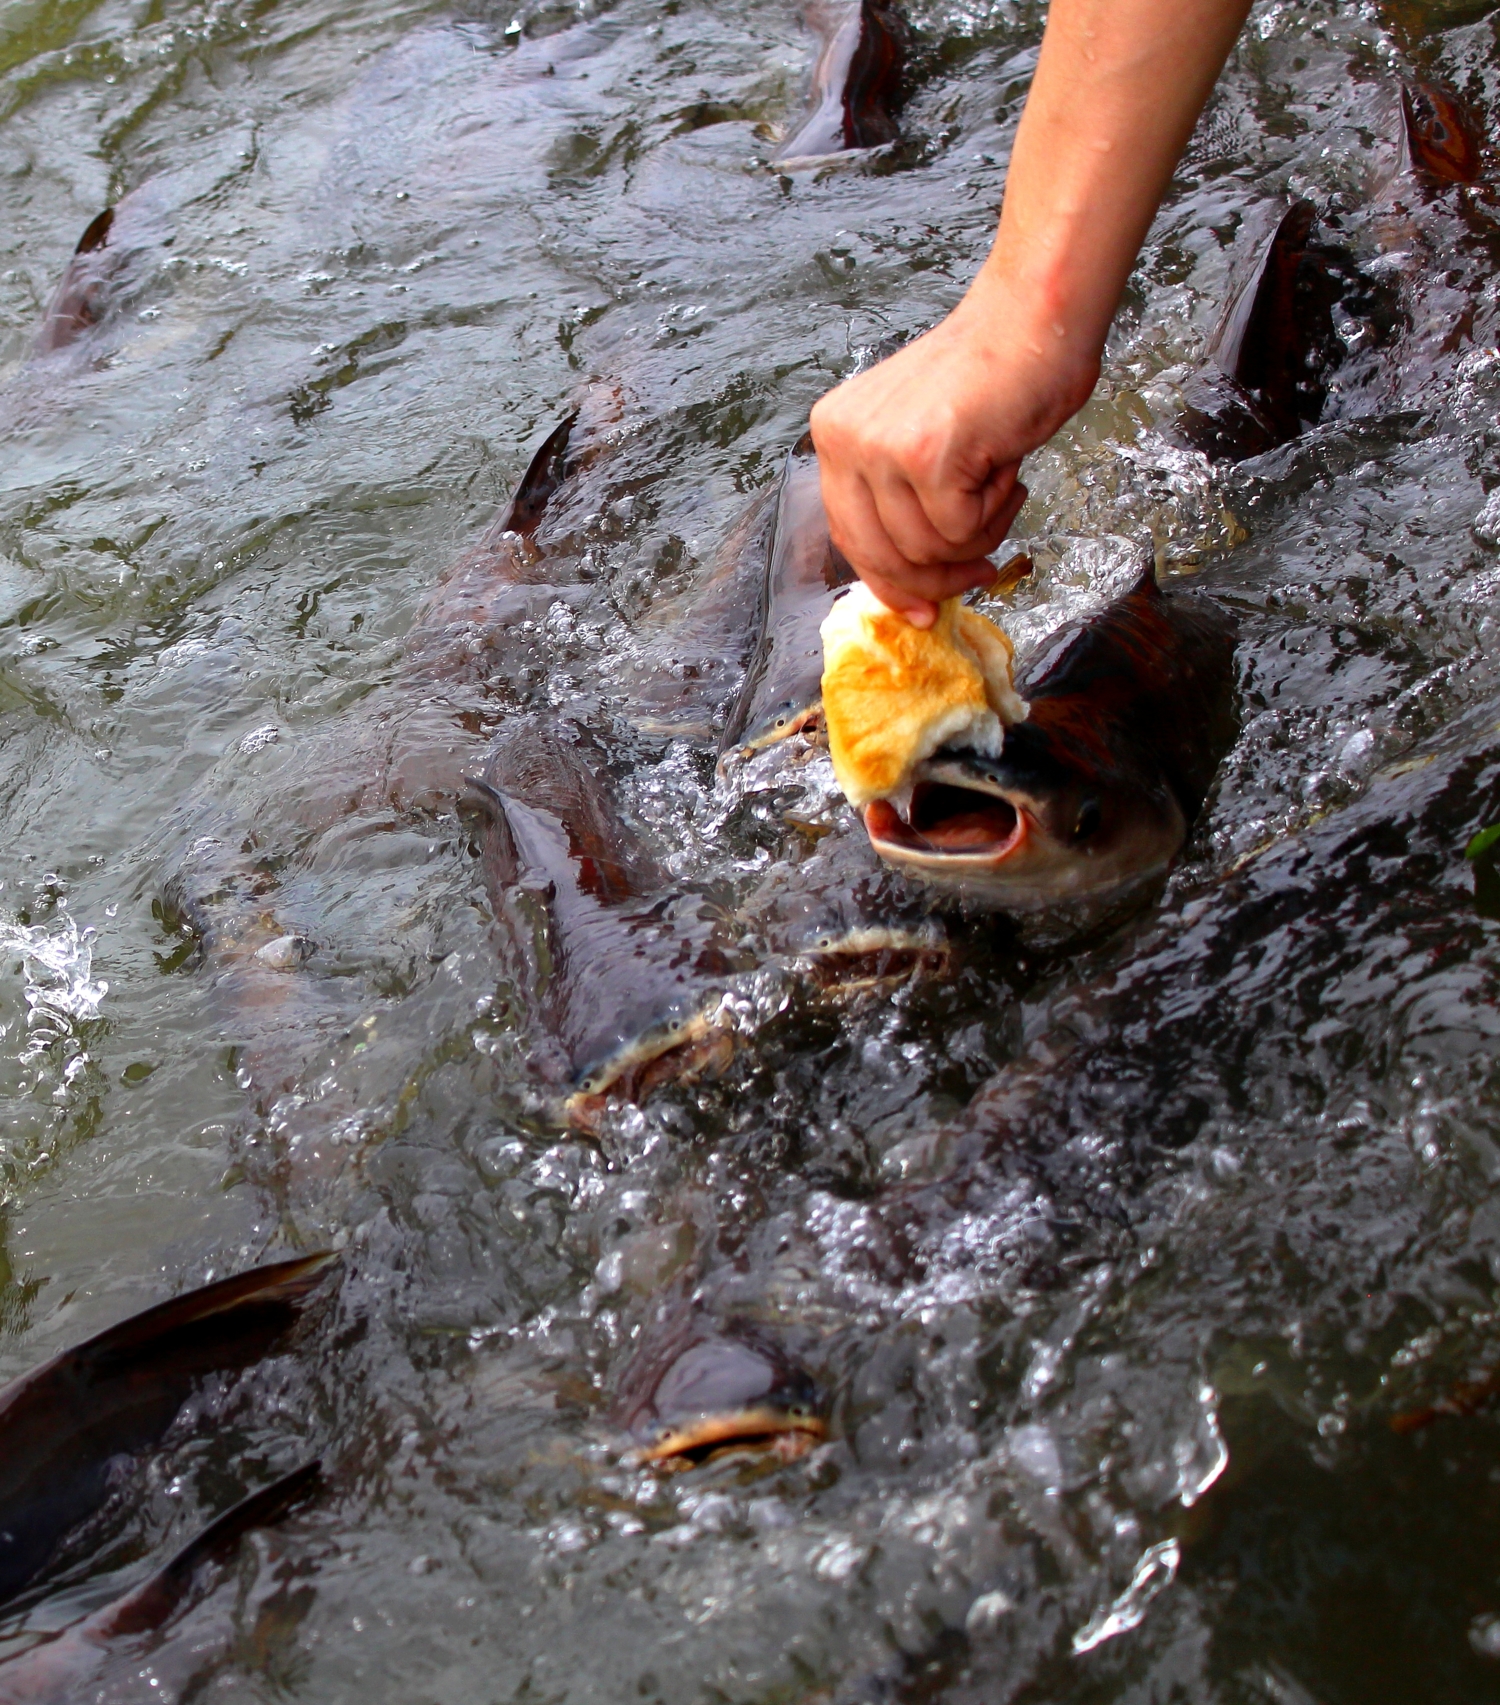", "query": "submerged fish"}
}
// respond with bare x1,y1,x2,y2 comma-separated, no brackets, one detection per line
615,1315,827,1470
464,715,743,1128
0,1253,335,1609
863,570,1238,917
718,435,855,760
0,1462,321,1705
1402,80,1482,186
772,0,906,169
32,186,169,357
1177,200,1389,461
